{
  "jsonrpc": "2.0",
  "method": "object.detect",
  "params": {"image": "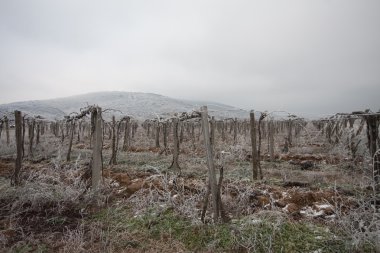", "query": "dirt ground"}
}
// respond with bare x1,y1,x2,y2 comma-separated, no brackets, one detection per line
0,121,378,252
